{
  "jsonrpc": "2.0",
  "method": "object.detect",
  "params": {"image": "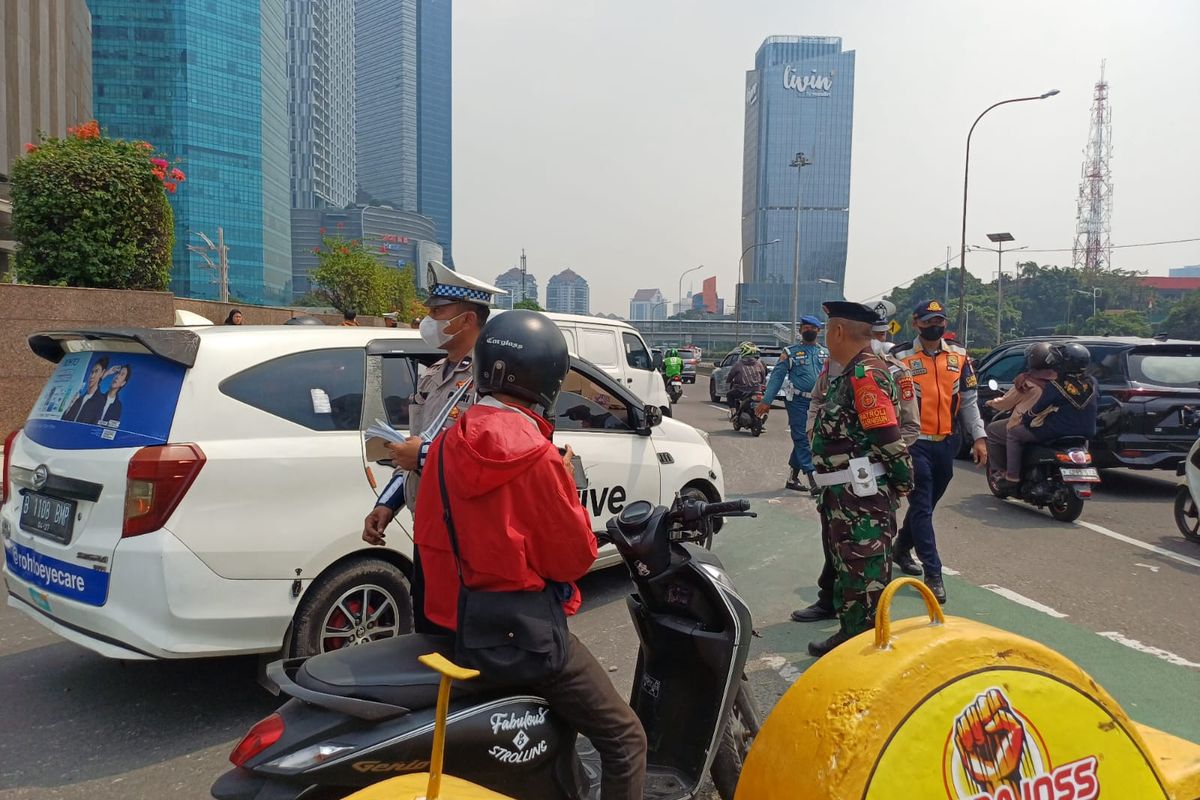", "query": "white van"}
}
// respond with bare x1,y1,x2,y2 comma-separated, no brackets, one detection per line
539,313,671,415
1,325,724,660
